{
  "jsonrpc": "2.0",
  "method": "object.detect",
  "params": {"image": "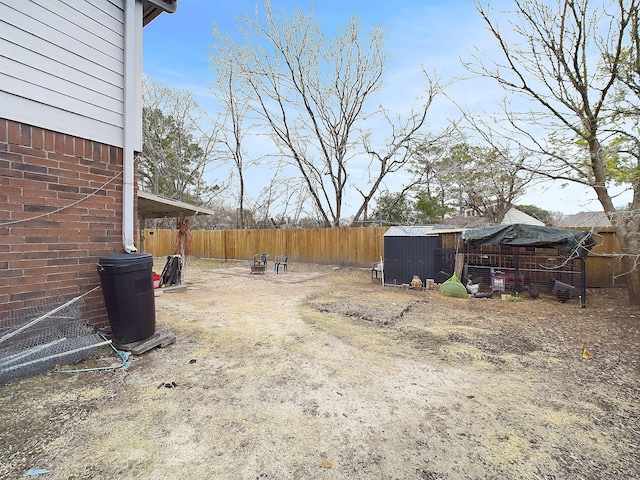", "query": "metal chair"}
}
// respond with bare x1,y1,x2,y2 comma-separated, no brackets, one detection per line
371,261,383,280
250,253,268,274
274,255,288,274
